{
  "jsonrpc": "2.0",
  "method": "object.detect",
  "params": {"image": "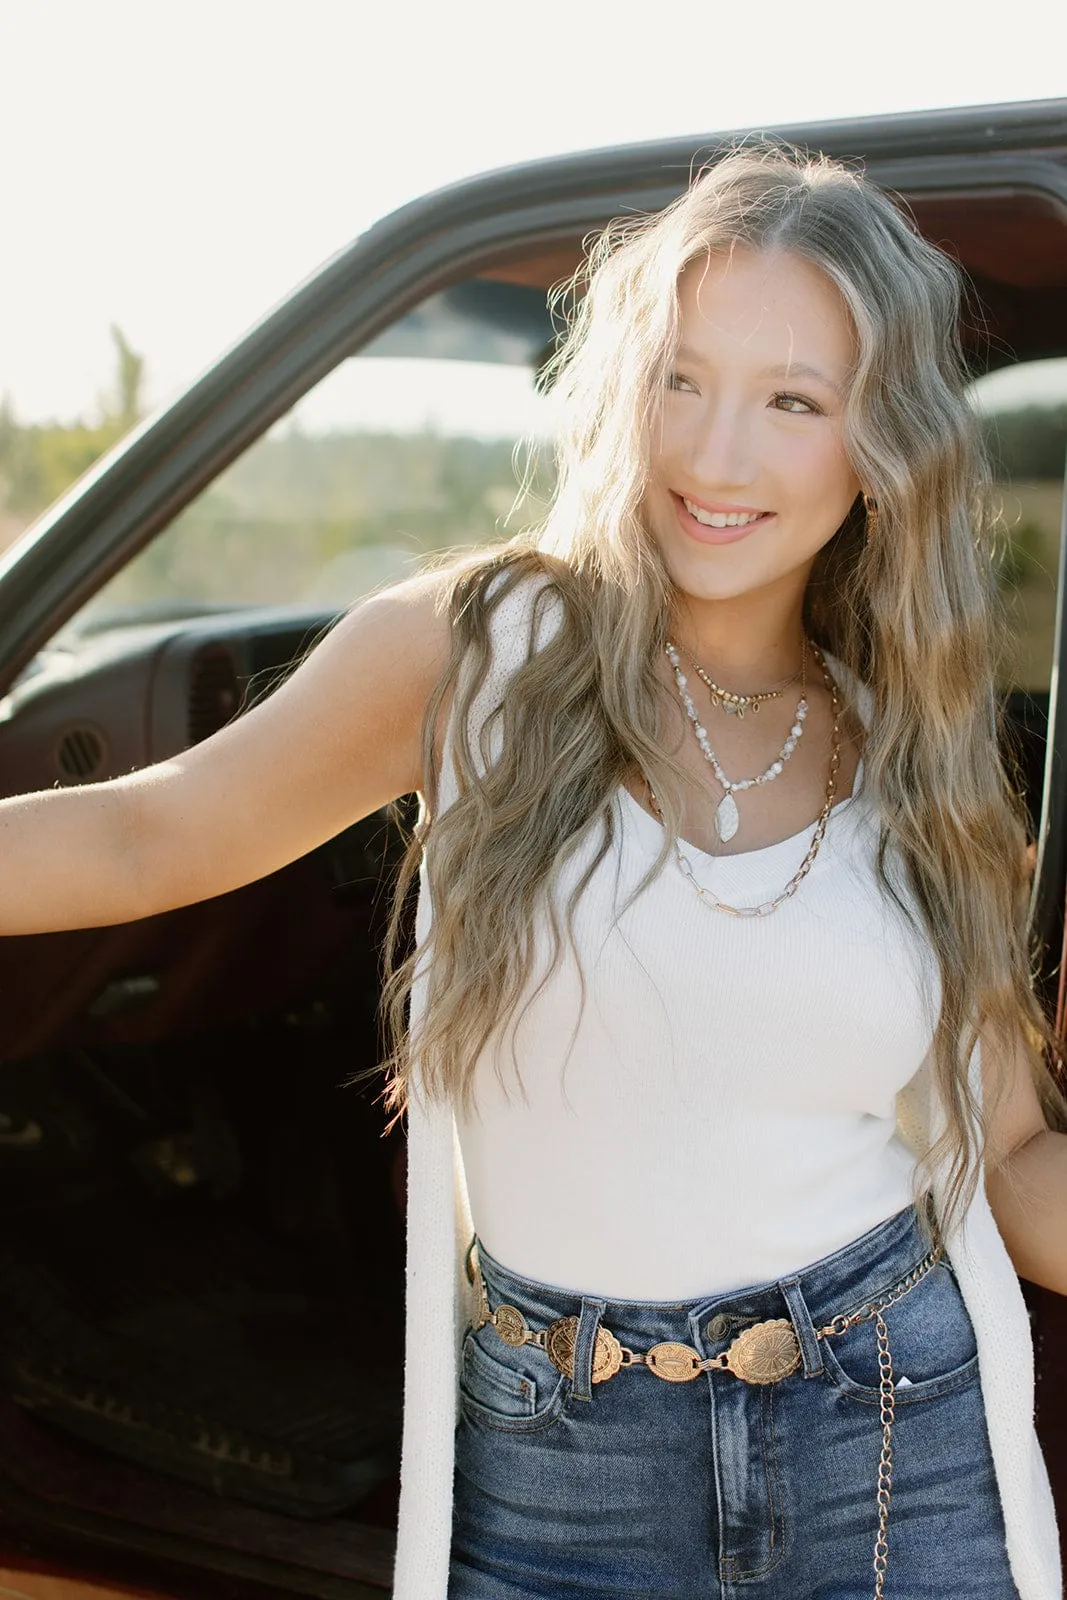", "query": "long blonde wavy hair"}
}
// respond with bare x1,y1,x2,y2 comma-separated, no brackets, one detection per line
378,141,1067,1248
